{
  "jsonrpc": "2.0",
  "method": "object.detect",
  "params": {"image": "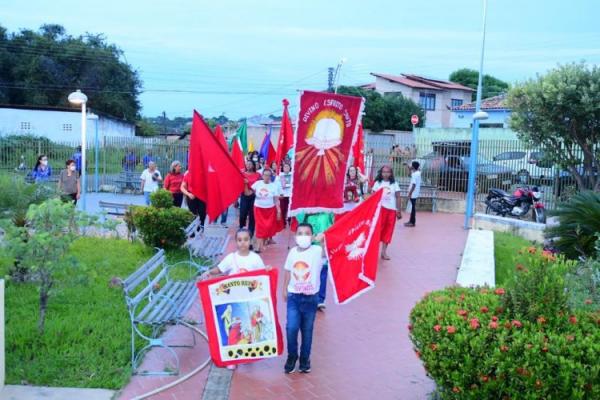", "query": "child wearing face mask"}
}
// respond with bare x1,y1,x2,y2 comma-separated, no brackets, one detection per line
282,223,324,375
58,159,81,204
31,154,52,183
